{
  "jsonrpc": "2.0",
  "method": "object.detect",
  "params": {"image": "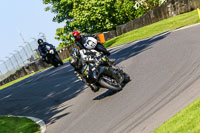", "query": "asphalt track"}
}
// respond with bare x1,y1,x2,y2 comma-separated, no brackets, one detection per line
1,24,200,133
